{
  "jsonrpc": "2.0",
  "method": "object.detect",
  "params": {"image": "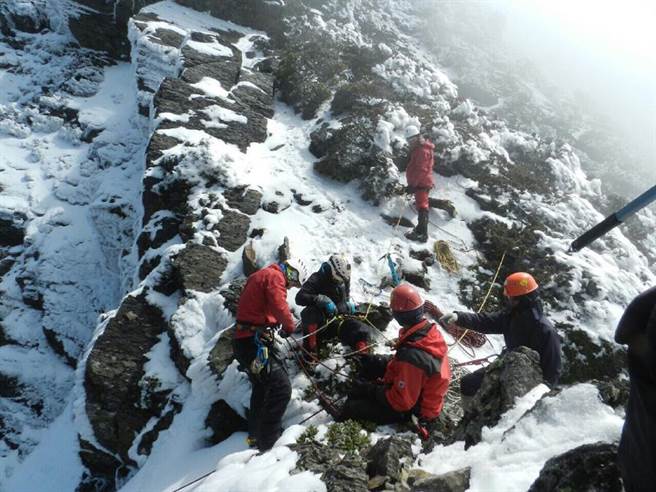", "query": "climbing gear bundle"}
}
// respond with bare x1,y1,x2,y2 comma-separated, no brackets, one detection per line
434,240,459,273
